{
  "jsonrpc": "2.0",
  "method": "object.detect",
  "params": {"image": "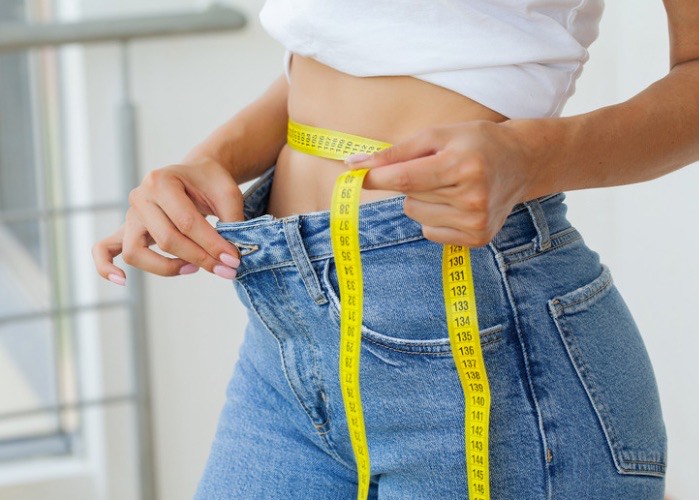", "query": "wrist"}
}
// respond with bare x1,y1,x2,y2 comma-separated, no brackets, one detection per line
501,116,576,201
